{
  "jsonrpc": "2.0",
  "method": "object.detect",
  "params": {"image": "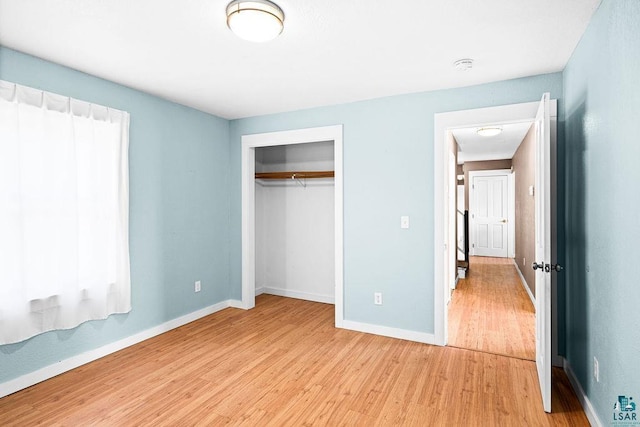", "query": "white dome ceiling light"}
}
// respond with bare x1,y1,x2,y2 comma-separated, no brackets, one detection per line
226,0,284,43
476,127,503,137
